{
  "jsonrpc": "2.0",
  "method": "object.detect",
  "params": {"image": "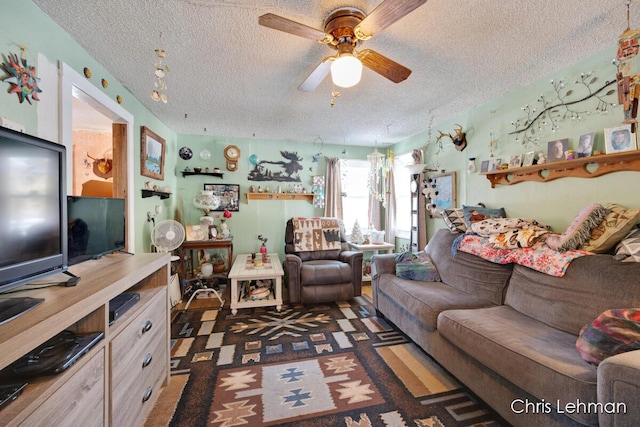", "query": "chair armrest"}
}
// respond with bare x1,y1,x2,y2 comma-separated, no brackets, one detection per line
370,254,397,308
339,251,363,296
283,254,302,303
597,349,640,427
